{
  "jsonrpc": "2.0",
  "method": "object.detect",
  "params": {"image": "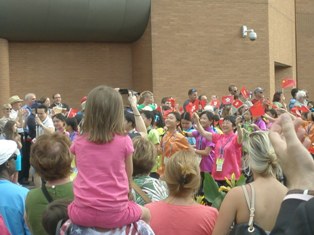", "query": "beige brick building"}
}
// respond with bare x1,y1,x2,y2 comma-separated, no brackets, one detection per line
0,0,313,108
